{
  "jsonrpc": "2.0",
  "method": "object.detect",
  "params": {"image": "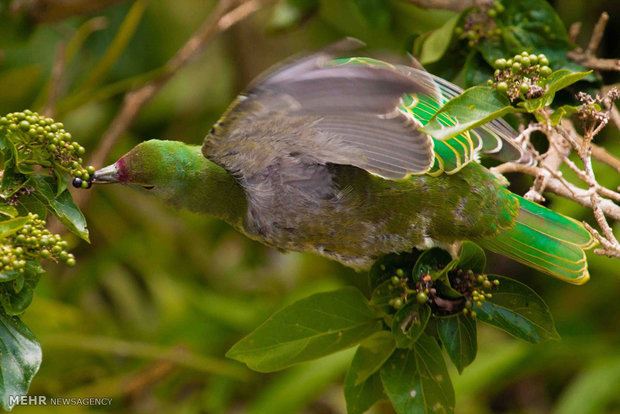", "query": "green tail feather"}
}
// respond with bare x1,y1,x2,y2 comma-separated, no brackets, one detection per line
478,195,596,284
